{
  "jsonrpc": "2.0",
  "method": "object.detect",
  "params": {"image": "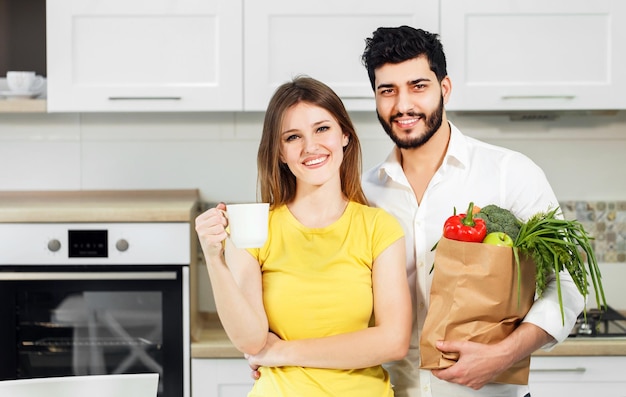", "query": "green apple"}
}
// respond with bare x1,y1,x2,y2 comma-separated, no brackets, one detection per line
483,232,514,247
